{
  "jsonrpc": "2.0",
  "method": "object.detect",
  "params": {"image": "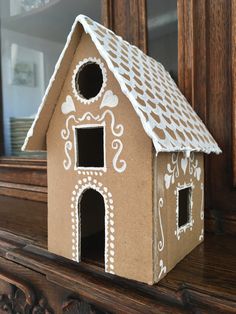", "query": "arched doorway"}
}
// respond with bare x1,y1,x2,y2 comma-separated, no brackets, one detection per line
79,188,105,265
